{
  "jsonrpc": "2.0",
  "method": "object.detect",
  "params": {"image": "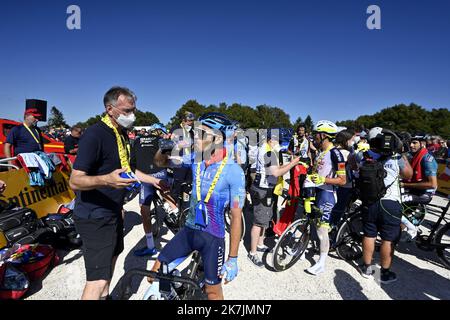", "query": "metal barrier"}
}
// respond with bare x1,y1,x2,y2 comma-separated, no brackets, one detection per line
0,157,19,170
